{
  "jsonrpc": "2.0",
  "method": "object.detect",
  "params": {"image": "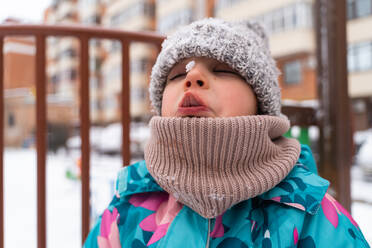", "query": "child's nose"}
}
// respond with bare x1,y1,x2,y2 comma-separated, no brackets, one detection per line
184,67,209,90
